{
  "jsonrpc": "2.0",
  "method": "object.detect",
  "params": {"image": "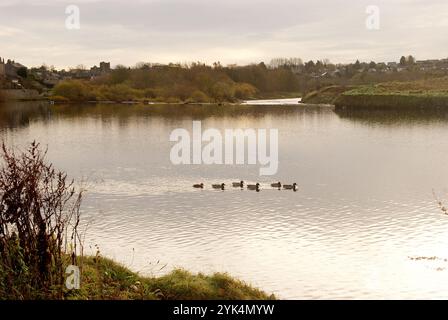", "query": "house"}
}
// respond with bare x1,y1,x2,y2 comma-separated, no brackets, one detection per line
416,59,439,71
90,61,111,77
0,57,26,78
